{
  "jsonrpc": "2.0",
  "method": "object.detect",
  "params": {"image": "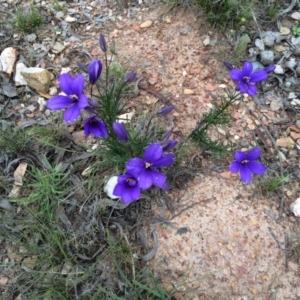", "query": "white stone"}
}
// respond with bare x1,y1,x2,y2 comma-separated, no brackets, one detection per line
65,15,76,23
103,176,120,199
37,97,46,111
203,36,210,46
274,65,284,74
291,12,300,20
14,62,27,86
290,198,300,217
